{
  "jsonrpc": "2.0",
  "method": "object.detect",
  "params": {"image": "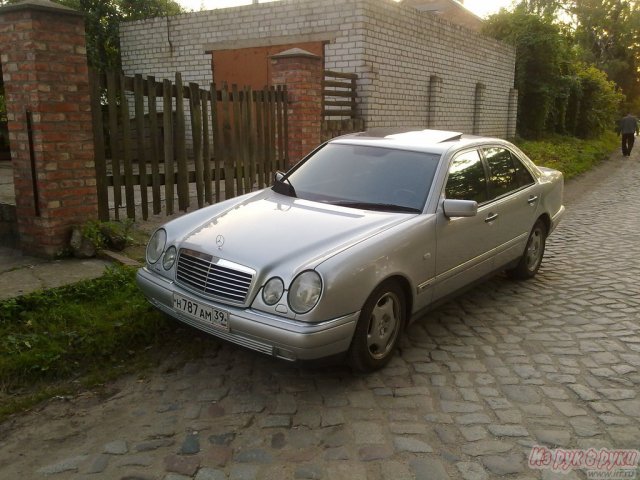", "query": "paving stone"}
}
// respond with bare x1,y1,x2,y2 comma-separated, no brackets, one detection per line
180,432,200,455
393,436,433,453
424,413,454,424
194,467,227,480
321,428,349,448
273,393,298,414
481,454,525,475
390,422,428,435
478,387,500,396
86,454,109,474
462,440,513,456
358,444,394,460
440,400,483,413
553,401,588,417
294,464,324,479
484,397,512,410
567,384,599,401
381,460,413,480
522,404,554,417
456,461,489,480
164,455,200,475
229,464,259,480
203,446,233,467
164,474,193,480
208,432,235,446
104,440,129,455
324,447,350,460
37,455,88,475
597,388,636,400
540,386,569,400
459,426,488,442
495,409,522,424
262,415,292,428
502,385,541,403
569,417,601,437
352,422,385,444
488,425,529,437
455,413,492,425
534,429,571,446
435,424,458,444
118,454,154,467
409,458,449,480
136,438,175,452
233,449,274,464
615,399,640,417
